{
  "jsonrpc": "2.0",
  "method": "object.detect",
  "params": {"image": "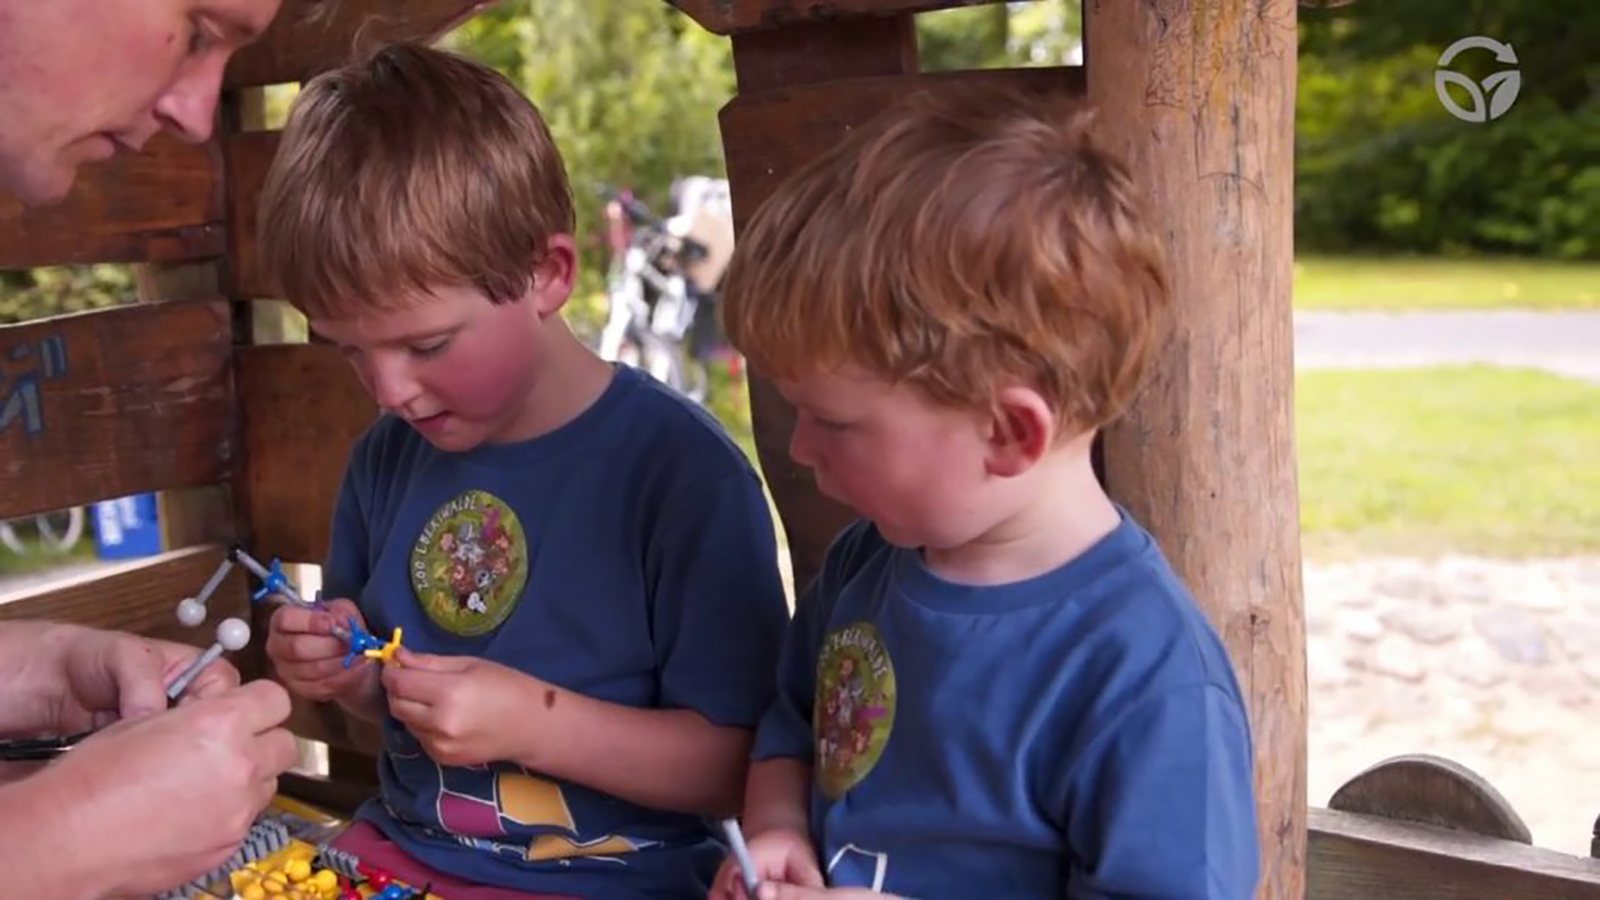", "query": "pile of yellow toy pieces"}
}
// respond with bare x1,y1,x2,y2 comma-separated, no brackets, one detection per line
227,839,343,900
